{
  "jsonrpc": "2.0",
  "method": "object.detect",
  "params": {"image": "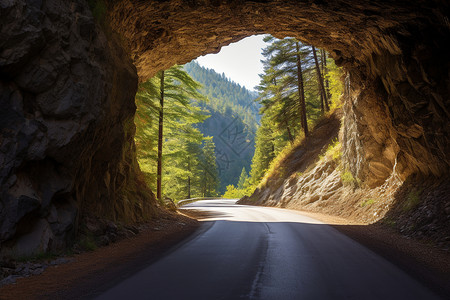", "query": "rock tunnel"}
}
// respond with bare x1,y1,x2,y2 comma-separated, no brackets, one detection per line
0,0,449,255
